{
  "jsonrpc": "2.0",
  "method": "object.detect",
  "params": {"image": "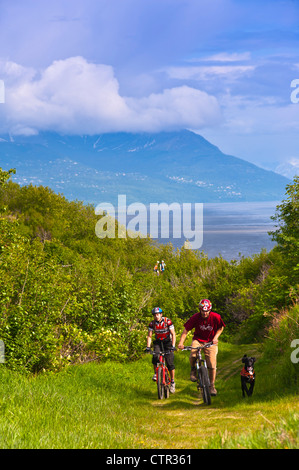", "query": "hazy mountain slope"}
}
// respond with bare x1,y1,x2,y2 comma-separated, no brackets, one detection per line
0,130,290,205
